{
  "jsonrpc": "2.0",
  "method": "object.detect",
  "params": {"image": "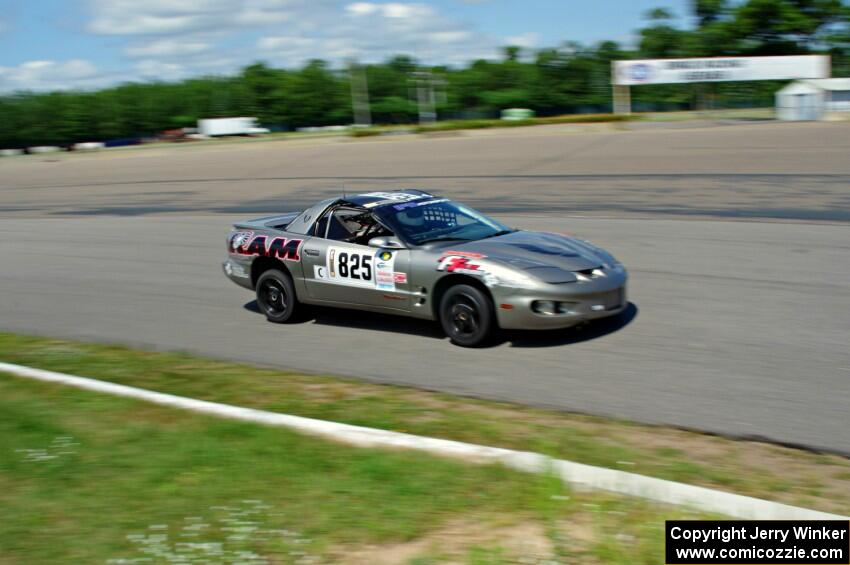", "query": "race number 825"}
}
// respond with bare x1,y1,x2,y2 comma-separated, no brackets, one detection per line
336,251,372,281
